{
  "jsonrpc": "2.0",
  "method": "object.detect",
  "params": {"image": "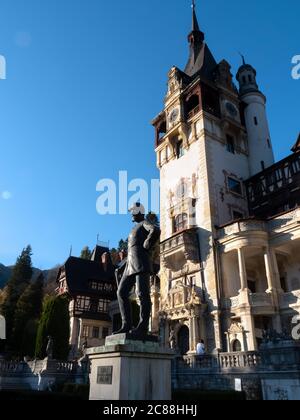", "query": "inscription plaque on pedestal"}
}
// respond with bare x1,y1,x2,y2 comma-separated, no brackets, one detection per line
97,366,113,385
